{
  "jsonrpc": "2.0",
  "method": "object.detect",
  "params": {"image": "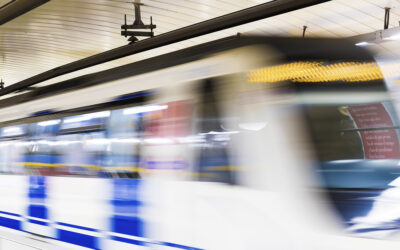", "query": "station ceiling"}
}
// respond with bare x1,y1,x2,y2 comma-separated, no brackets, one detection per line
1,0,400,91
